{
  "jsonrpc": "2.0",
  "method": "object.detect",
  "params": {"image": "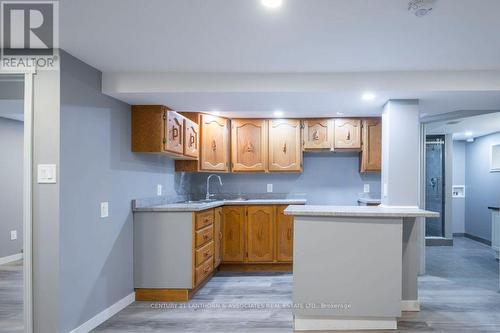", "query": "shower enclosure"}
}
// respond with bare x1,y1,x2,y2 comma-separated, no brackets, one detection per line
425,135,446,237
